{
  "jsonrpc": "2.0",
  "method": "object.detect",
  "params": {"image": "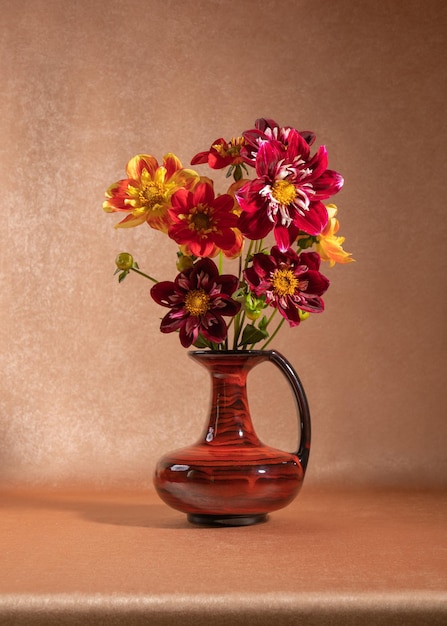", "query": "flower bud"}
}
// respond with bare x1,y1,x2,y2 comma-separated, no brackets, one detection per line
176,253,194,272
115,252,134,271
244,293,265,321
